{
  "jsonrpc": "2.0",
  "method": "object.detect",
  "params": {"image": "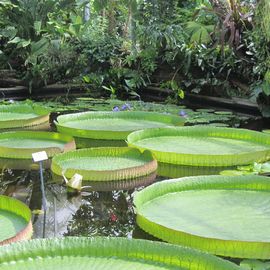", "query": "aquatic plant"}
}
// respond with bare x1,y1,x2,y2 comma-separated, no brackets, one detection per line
55,111,184,147
0,195,32,245
0,237,240,269
0,103,50,130
51,147,157,190
220,161,270,176
134,175,270,259
0,131,75,159
127,126,270,166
